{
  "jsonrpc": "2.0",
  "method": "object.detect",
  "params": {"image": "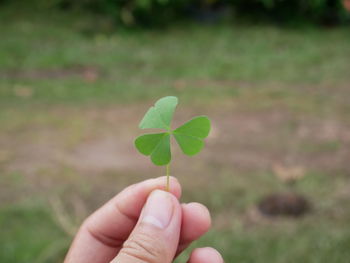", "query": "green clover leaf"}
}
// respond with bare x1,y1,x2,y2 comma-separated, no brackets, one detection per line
135,132,171,166
135,96,211,166
139,96,178,130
